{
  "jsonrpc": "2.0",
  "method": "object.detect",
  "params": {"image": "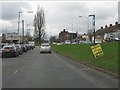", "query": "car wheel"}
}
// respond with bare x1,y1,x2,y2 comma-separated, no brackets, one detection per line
40,52,42,53
2,55,5,58
14,54,17,57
